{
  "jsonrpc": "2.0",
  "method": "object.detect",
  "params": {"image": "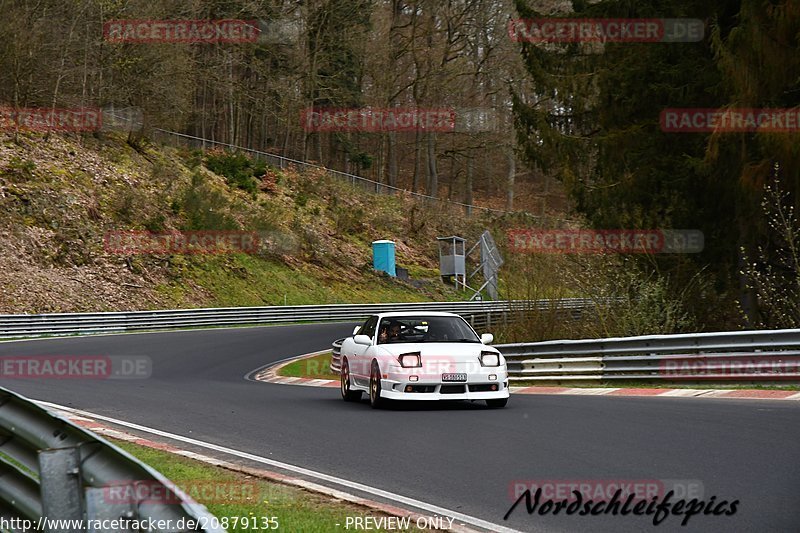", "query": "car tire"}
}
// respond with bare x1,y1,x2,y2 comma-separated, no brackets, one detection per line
341,359,362,402
486,398,508,409
369,361,385,409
